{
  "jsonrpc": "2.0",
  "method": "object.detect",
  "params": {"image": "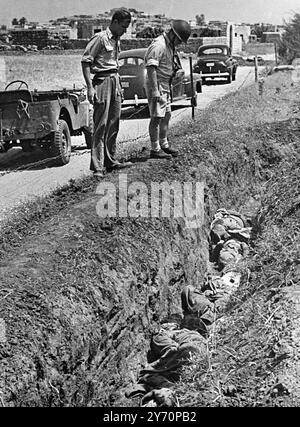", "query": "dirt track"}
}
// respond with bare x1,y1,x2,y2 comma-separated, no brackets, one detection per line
0,67,254,225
